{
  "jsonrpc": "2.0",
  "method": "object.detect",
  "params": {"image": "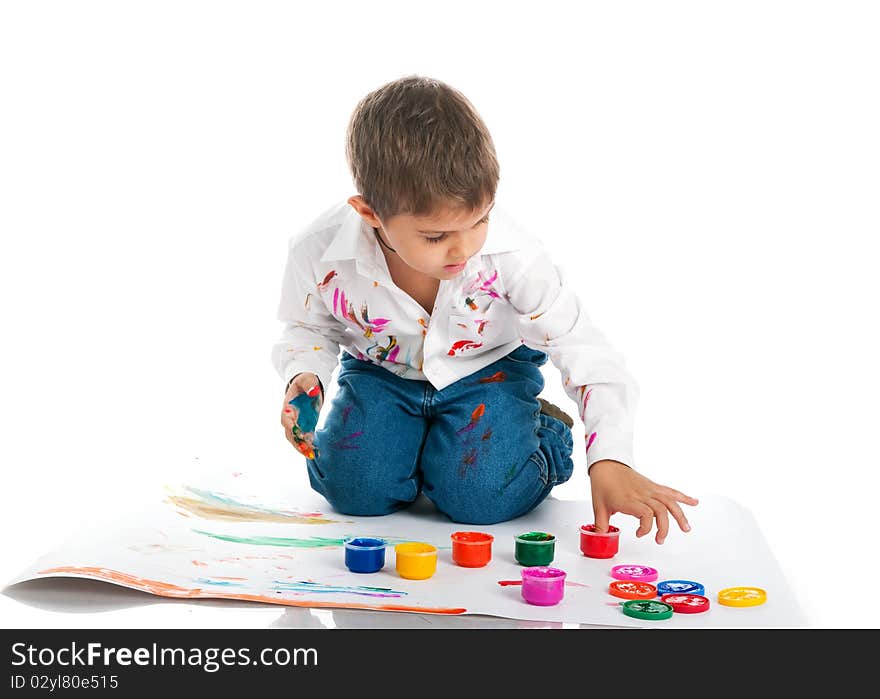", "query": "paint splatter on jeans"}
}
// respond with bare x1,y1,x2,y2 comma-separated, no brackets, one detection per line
306,345,574,525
